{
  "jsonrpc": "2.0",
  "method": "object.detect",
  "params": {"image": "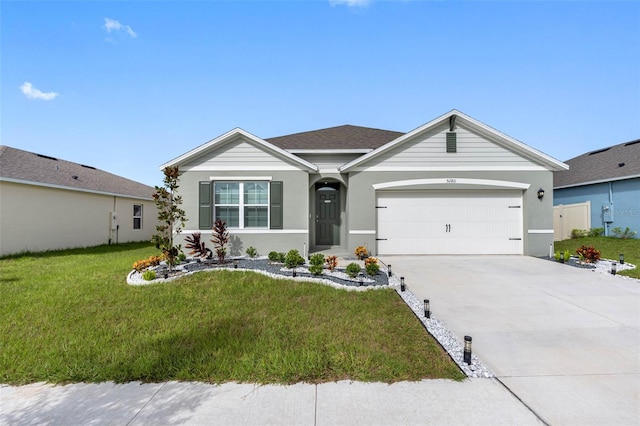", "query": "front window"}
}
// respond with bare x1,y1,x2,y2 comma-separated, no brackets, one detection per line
214,182,268,228
133,204,142,229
